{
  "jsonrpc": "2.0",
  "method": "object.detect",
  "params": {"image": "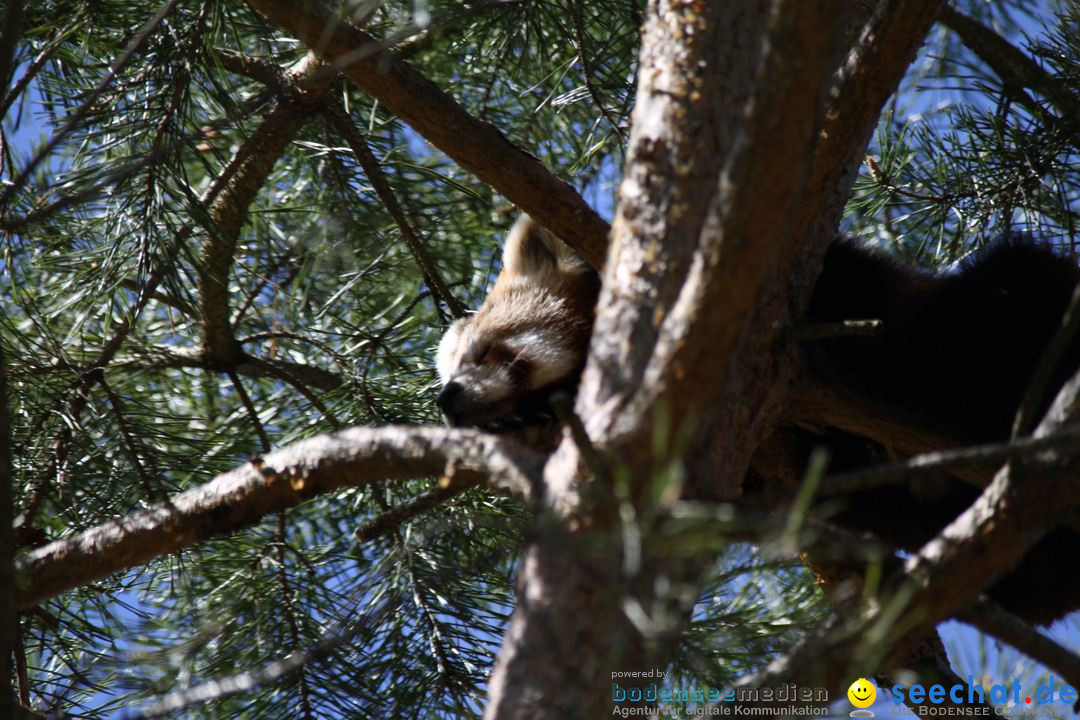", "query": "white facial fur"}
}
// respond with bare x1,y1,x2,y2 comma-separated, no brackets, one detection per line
434,215,597,429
